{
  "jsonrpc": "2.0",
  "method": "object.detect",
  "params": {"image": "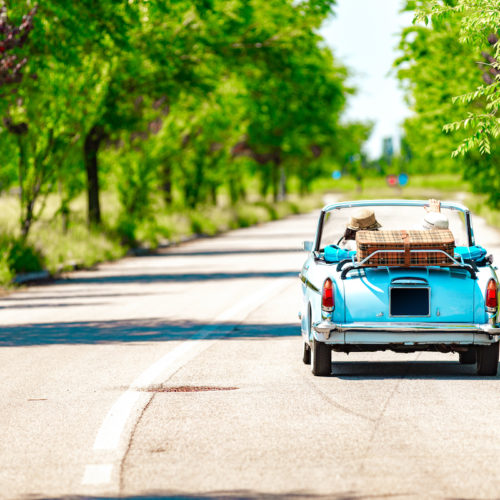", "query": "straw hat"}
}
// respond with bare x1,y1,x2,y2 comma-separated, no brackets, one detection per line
423,211,449,230
347,208,381,231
